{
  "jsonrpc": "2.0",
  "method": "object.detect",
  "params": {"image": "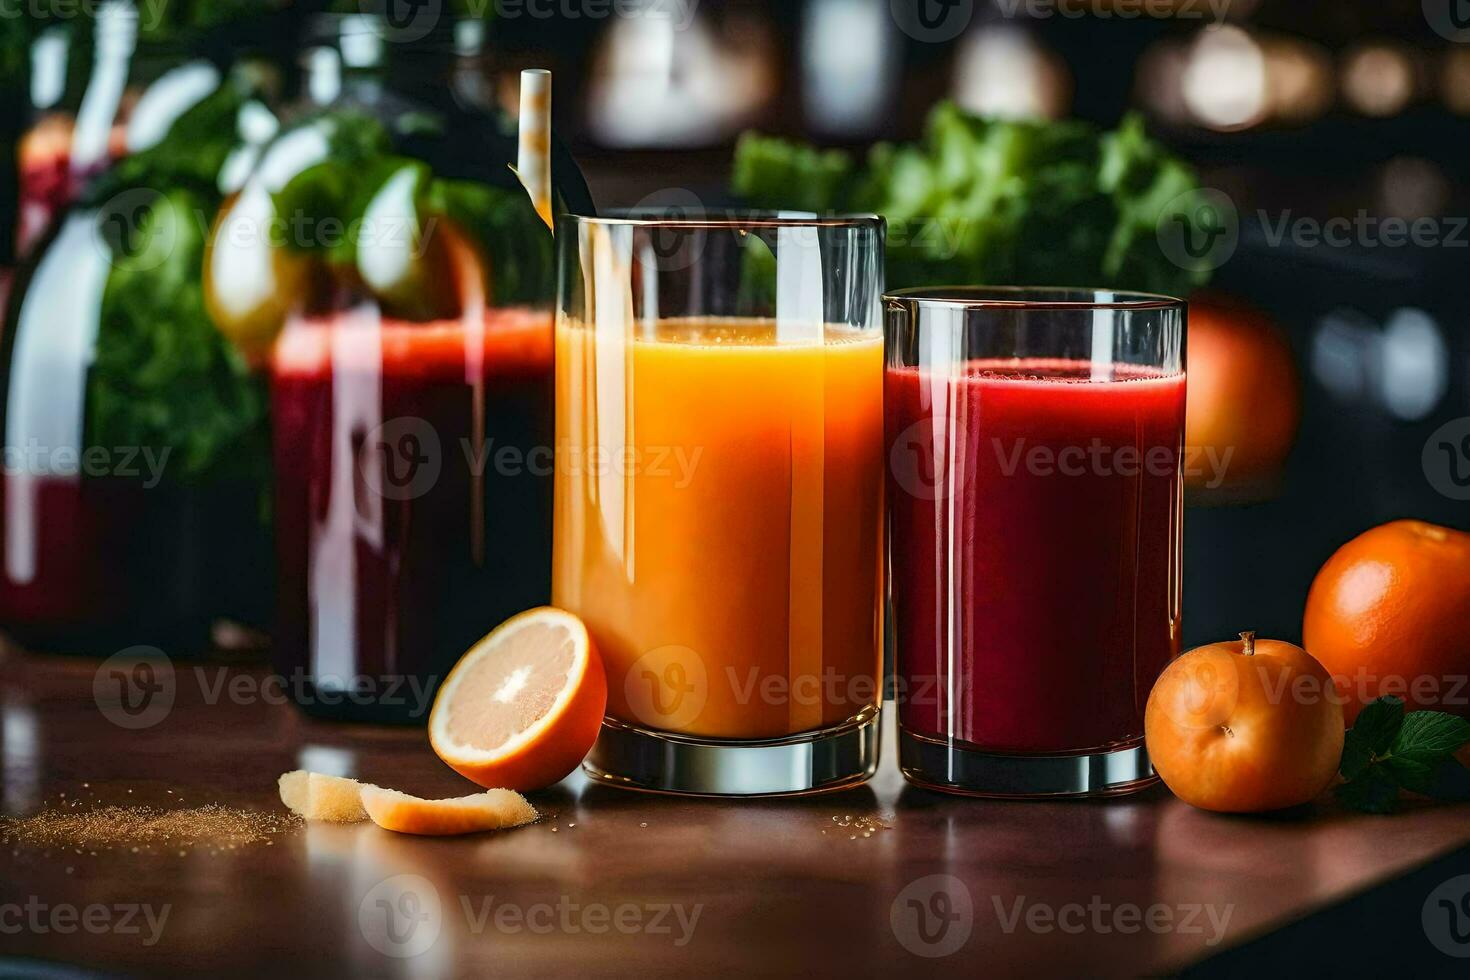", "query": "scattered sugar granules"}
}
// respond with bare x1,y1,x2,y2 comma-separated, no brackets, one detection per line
1,804,300,852
826,813,892,839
